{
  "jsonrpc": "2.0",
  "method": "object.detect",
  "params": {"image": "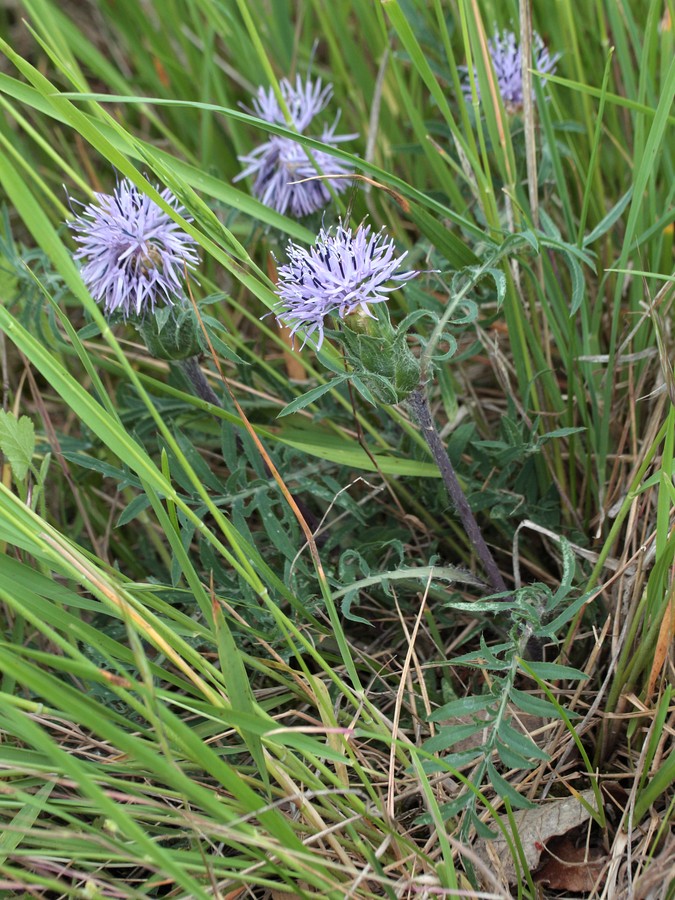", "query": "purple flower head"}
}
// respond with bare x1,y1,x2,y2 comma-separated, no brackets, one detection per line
248,75,334,131
67,179,199,319
275,223,418,349
236,75,356,217
462,29,558,110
